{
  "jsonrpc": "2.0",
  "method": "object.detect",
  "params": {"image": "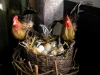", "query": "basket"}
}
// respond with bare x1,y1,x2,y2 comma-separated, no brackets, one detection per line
12,39,79,75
